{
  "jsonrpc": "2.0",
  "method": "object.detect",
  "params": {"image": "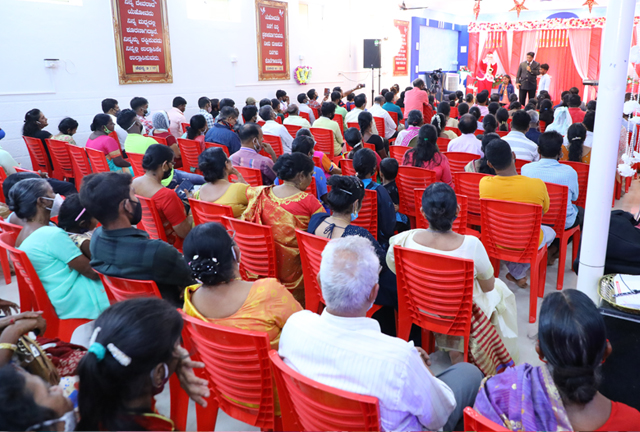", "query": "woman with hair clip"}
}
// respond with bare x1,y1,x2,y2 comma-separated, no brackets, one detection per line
358,111,388,158
464,133,498,175
562,123,590,164
194,147,248,218
432,112,457,140
387,183,518,374
182,223,302,348
395,109,424,148
475,289,640,431
307,175,397,309
183,114,208,152
481,114,498,135
76,298,210,431
402,124,453,186
86,114,133,174
496,108,510,132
